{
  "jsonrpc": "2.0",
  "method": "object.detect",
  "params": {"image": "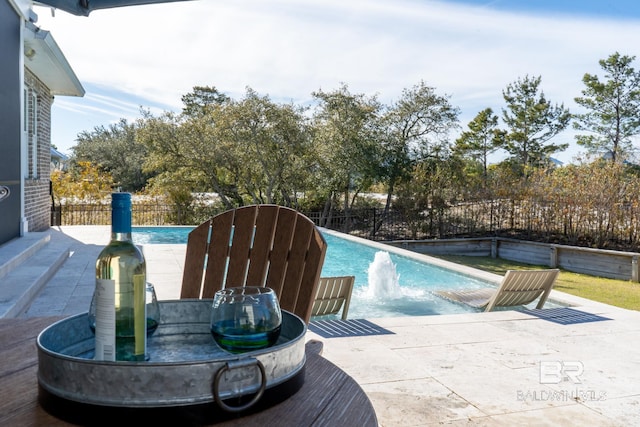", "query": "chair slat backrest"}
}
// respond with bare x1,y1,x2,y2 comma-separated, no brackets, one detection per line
311,276,355,320
181,205,327,323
